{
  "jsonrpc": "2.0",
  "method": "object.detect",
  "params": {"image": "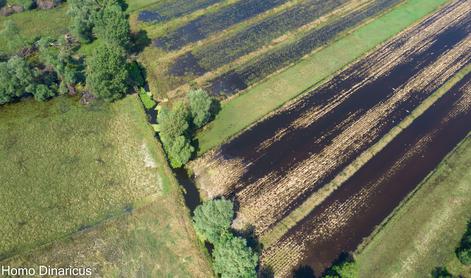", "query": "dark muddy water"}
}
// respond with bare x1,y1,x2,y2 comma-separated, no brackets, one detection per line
290,74,471,276
208,0,402,96
154,0,290,51
219,8,470,218
138,0,221,23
